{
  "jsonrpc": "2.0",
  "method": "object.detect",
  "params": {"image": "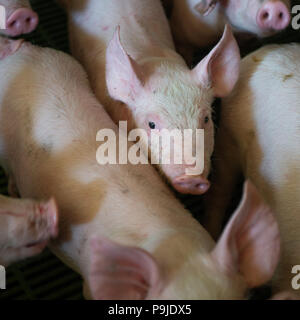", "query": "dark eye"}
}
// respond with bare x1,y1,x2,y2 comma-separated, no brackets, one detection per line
204,116,210,124
149,122,156,129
